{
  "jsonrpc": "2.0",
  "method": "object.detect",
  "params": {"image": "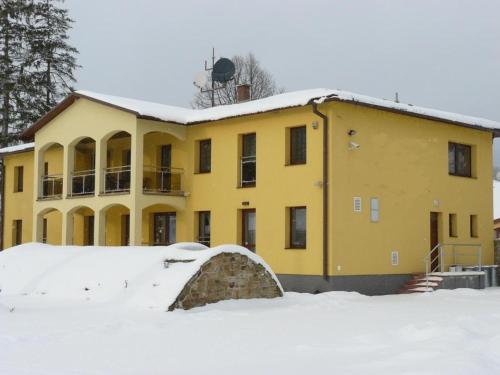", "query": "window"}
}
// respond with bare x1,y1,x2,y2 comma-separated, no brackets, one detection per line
290,207,307,248
123,149,131,166
13,220,22,246
199,139,211,173
241,133,256,187
353,197,362,212
198,211,211,247
84,216,94,246
121,214,130,246
470,215,478,238
449,142,472,177
290,126,306,165
42,218,48,244
449,213,457,237
370,198,379,222
14,166,23,192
